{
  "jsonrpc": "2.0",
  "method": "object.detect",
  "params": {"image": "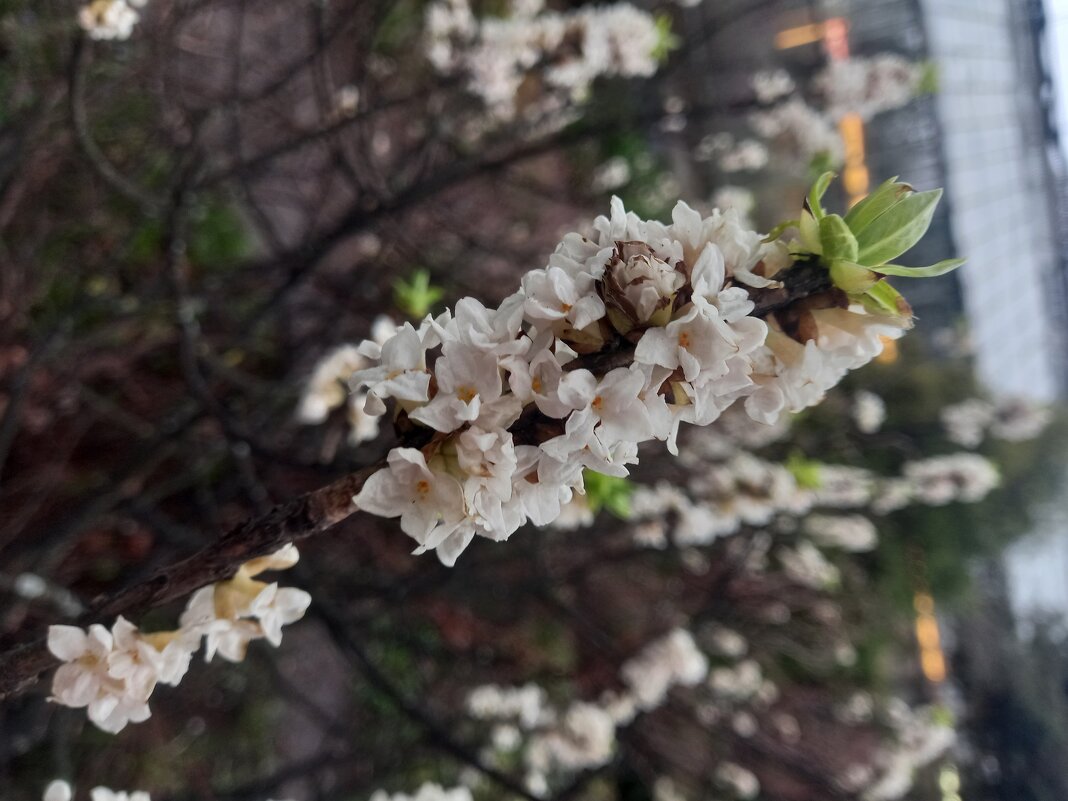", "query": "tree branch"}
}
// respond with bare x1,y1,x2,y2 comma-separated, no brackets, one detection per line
0,463,379,700
0,257,835,701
